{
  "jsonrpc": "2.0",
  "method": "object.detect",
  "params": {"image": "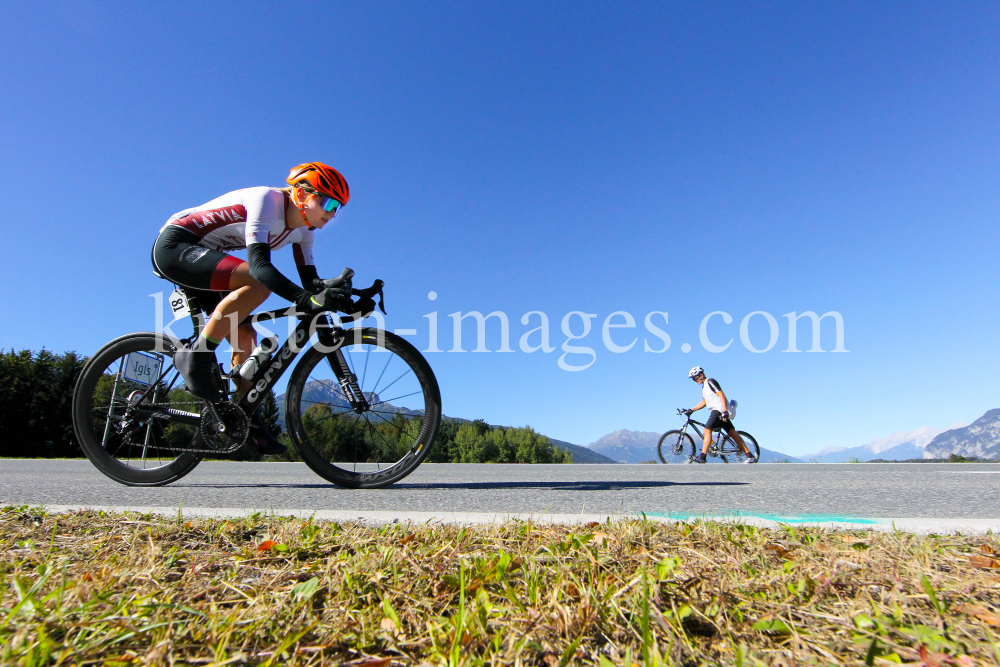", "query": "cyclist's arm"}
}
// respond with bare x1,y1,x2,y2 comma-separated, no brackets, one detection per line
246,242,310,305
715,389,730,417
296,263,321,289
691,399,706,411
292,234,324,290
